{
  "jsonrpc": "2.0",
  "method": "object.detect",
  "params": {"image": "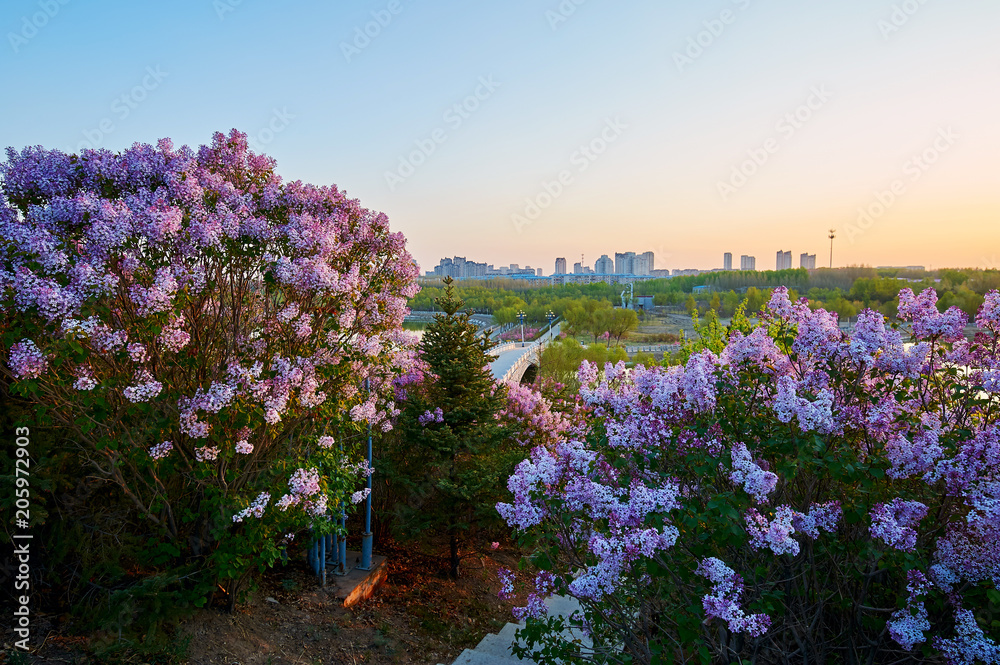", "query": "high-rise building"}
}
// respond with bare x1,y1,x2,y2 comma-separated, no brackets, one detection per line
723,253,733,271
800,253,817,270
614,251,654,275
595,254,614,274
536,268,543,276
573,262,583,274
741,255,756,271
554,257,567,275
776,250,792,271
